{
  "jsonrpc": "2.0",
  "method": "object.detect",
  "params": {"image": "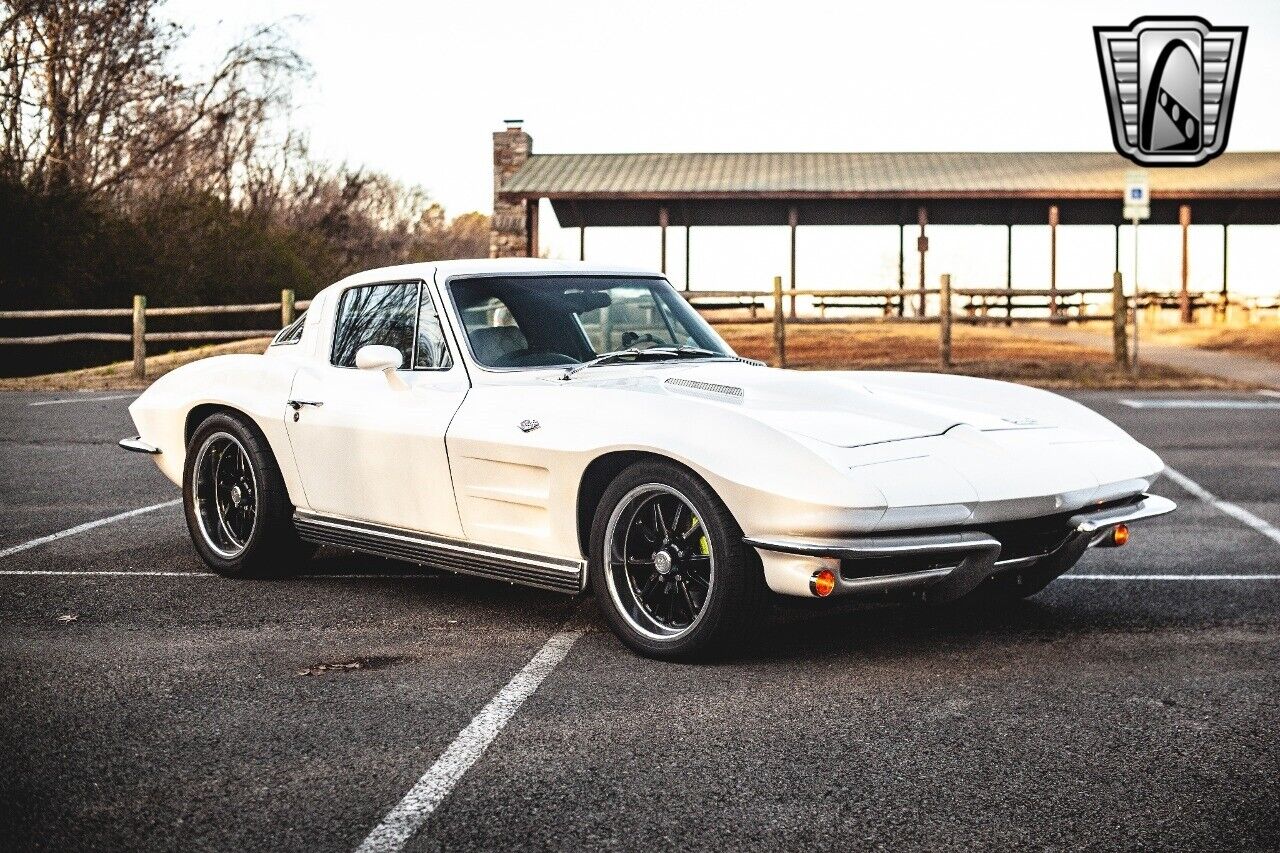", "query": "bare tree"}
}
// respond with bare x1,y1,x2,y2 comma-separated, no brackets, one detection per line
0,0,303,199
